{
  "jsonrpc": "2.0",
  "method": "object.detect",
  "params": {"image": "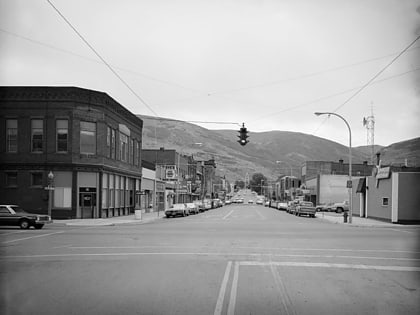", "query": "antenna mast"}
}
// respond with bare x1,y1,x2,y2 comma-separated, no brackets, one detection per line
363,105,375,165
